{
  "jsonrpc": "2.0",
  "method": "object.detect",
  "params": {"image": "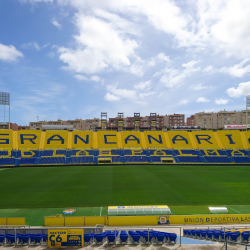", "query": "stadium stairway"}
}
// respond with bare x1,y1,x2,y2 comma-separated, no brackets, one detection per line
14,158,19,166
173,156,179,163
93,156,98,164
146,155,151,163
35,157,41,165
196,150,207,163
